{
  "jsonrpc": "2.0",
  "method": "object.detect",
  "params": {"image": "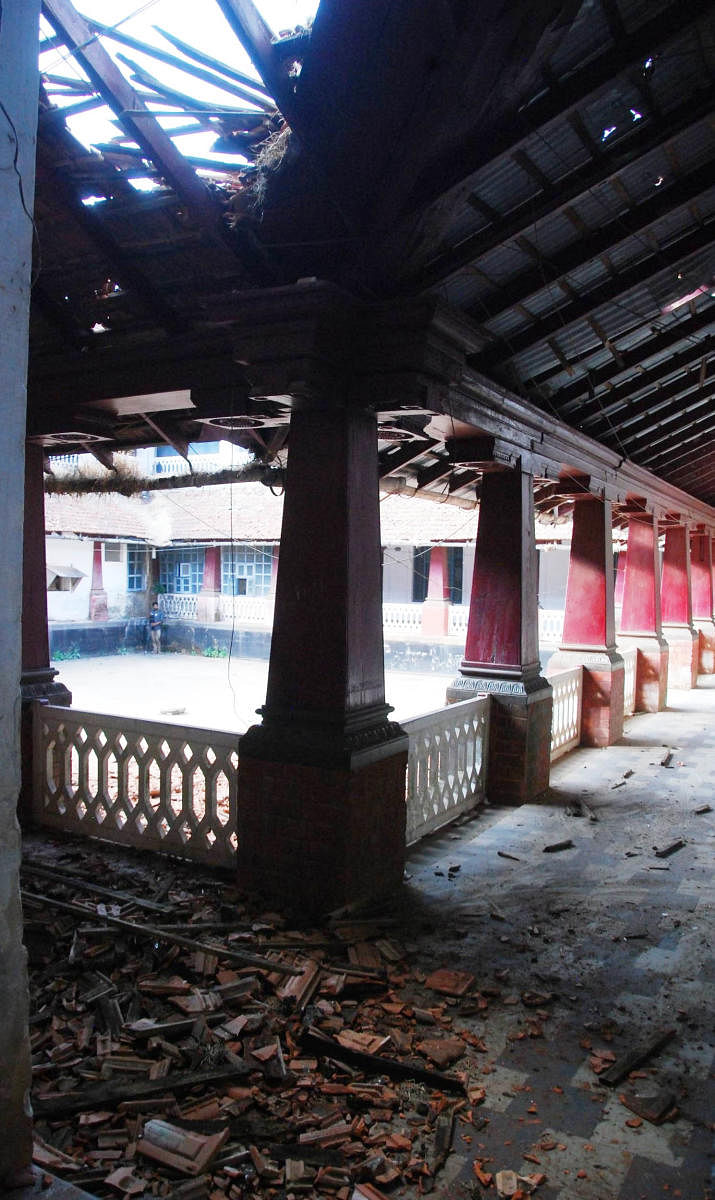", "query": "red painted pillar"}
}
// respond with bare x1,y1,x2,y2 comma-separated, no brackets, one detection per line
197,545,221,623
618,514,668,711
614,549,627,612
88,540,109,621
421,546,450,636
691,532,715,673
19,442,71,824
547,497,624,746
661,525,698,688
238,405,408,914
447,468,552,804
